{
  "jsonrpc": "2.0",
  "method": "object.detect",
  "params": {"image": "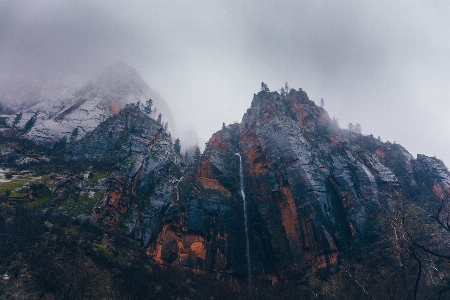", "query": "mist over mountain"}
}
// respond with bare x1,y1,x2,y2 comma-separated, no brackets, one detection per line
0,63,188,143
0,0,448,165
